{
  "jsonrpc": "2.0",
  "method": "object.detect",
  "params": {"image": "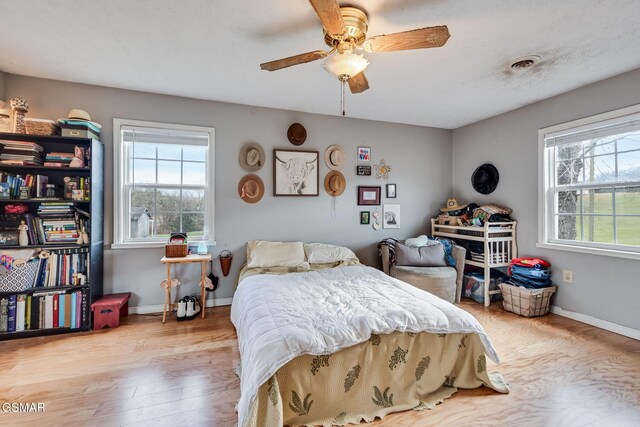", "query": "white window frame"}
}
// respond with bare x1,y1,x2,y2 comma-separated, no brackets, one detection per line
537,104,640,260
112,118,215,249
